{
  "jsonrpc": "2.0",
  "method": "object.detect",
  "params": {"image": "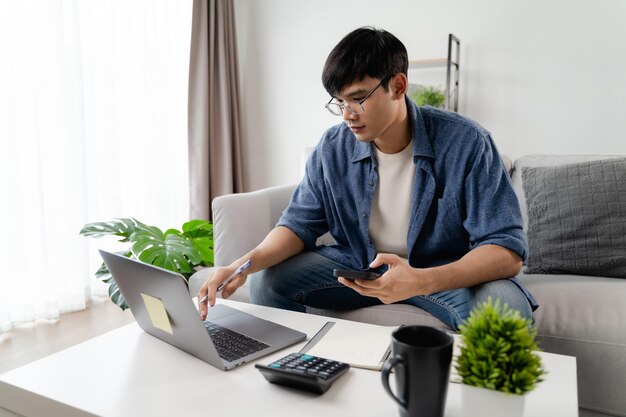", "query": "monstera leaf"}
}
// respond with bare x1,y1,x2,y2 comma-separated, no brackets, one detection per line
94,250,132,310
182,219,214,265
81,217,214,310
130,222,202,275
79,218,138,242
107,276,127,310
